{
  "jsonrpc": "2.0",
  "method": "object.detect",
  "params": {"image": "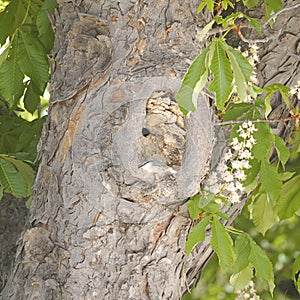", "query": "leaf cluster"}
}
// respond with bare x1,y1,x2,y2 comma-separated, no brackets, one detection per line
0,0,56,202
180,0,300,297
